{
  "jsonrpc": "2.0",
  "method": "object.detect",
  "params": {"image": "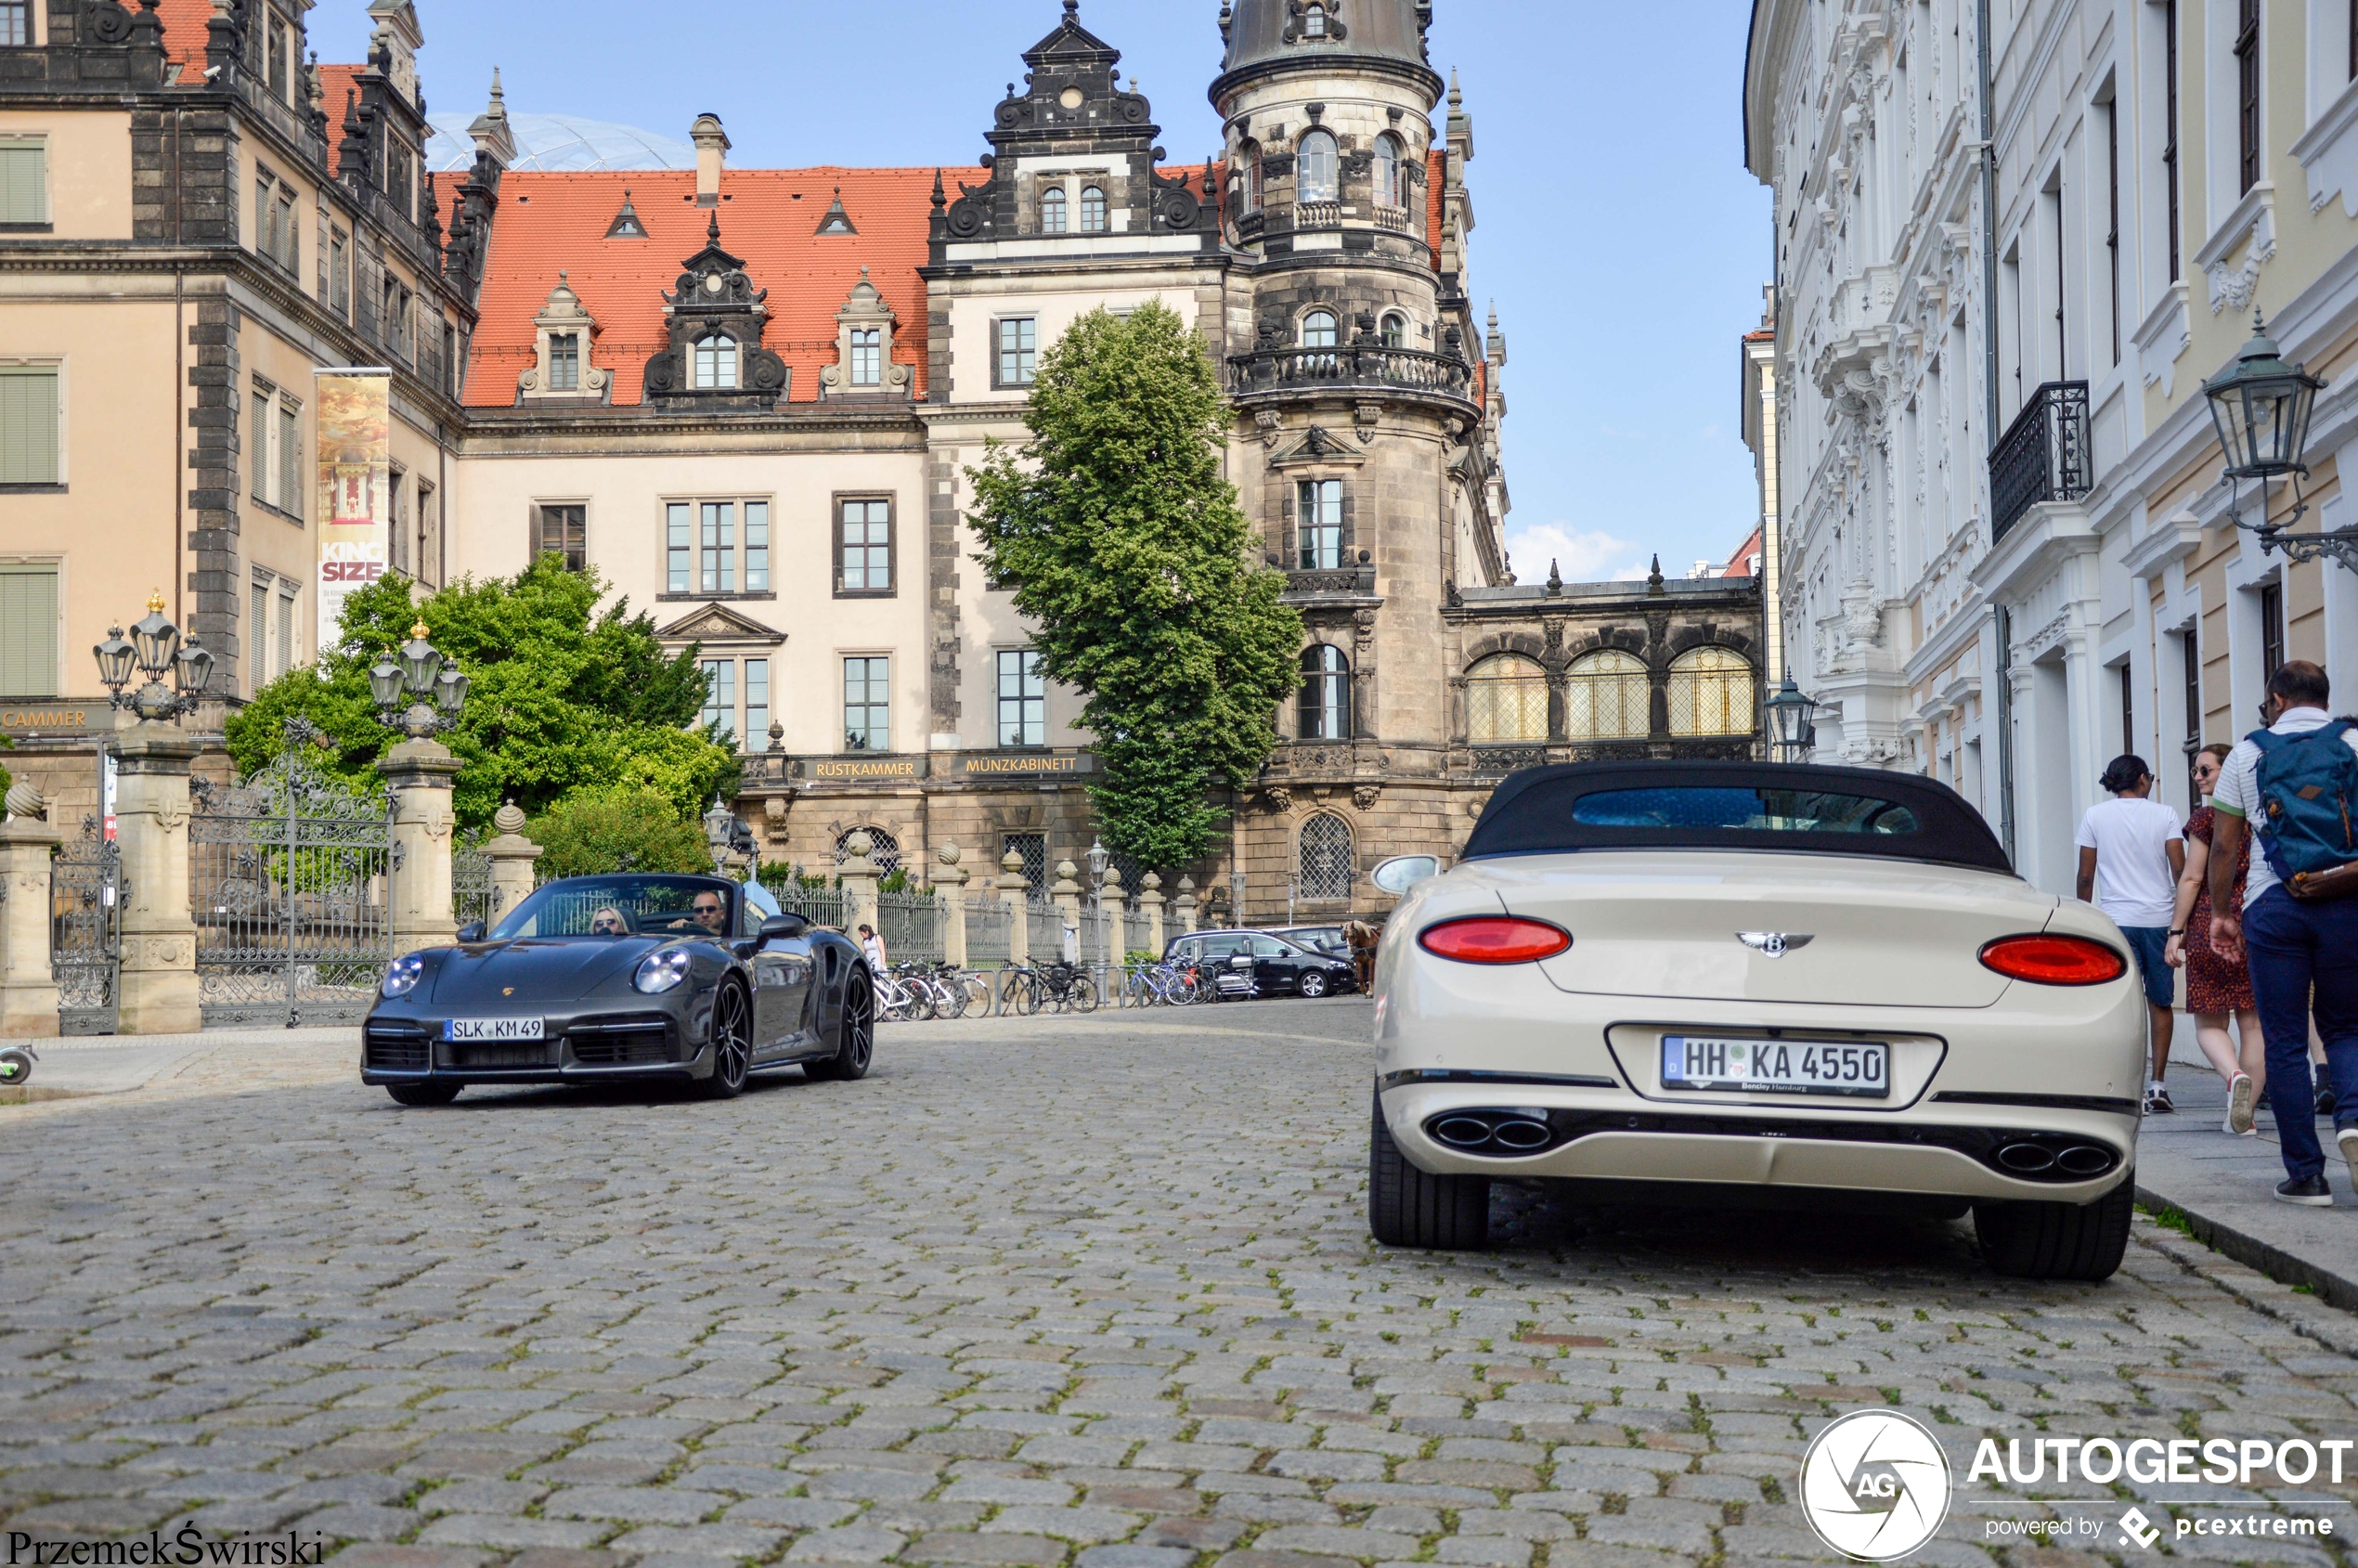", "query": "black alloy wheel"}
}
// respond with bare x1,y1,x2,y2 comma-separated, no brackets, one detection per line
700,981,753,1100
387,1082,462,1108
1299,970,1329,1000
810,965,875,1082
